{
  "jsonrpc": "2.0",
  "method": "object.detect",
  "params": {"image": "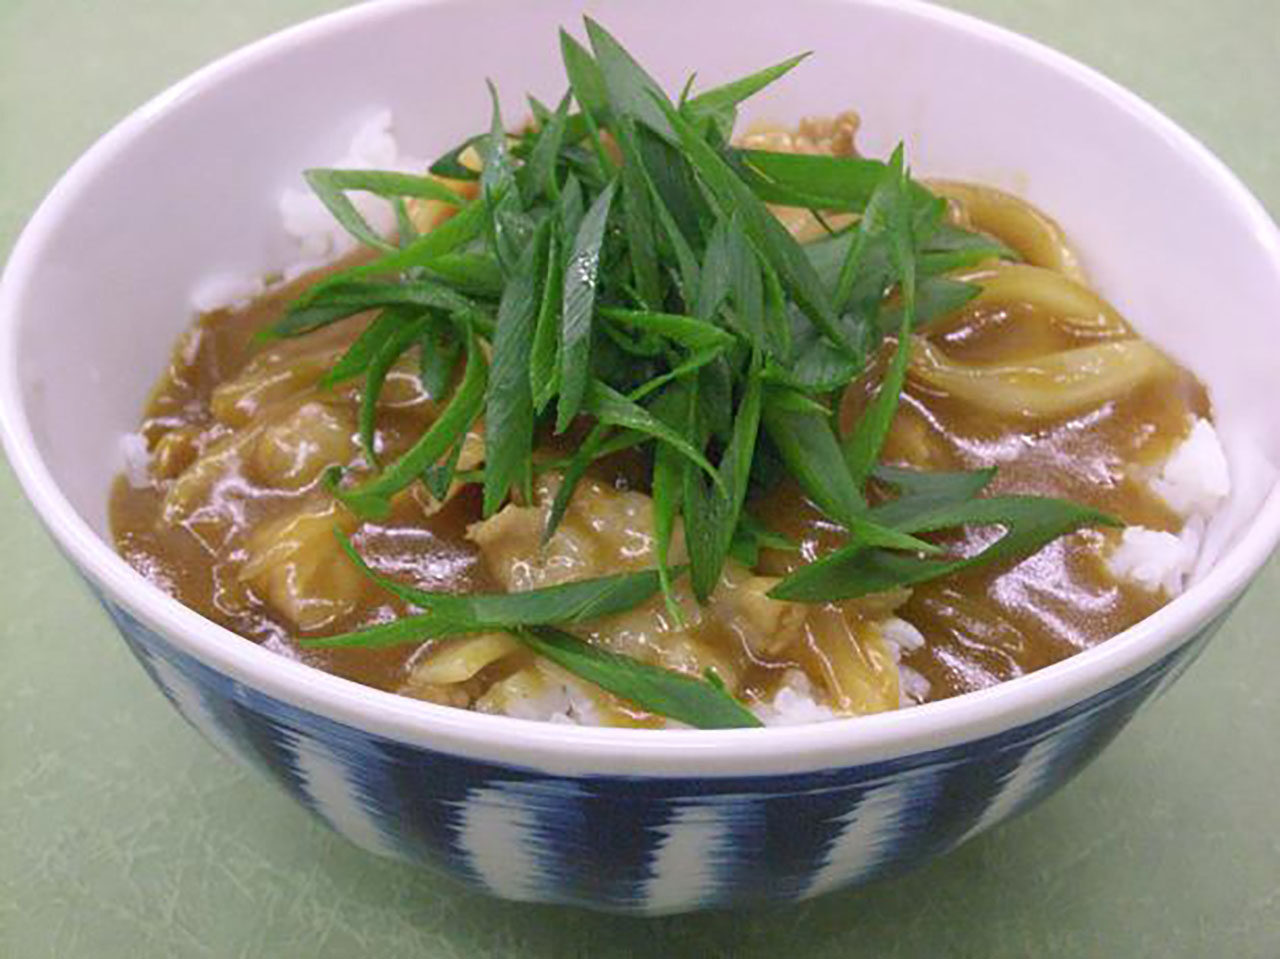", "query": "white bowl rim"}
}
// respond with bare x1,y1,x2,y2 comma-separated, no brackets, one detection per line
3,0,1280,777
